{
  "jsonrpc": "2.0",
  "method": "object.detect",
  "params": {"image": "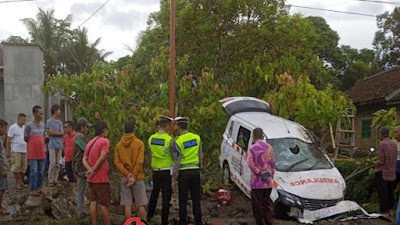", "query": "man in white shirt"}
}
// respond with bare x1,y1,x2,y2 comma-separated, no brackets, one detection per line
6,113,28,189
